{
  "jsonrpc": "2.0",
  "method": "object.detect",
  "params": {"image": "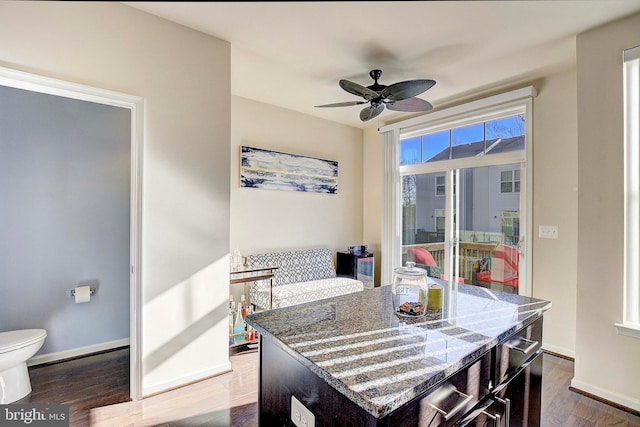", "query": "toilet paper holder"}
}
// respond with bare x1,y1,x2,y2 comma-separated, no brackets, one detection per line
69,287,97,297
69,280,99,301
